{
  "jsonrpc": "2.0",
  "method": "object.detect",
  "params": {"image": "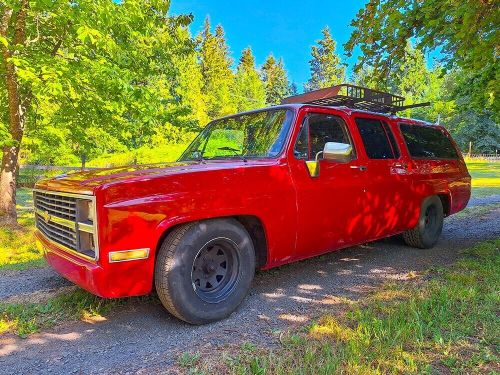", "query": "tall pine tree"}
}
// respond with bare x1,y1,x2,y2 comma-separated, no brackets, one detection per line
305,27,346,91
261,55,291,105
233,47,266,112
199,18,236,119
